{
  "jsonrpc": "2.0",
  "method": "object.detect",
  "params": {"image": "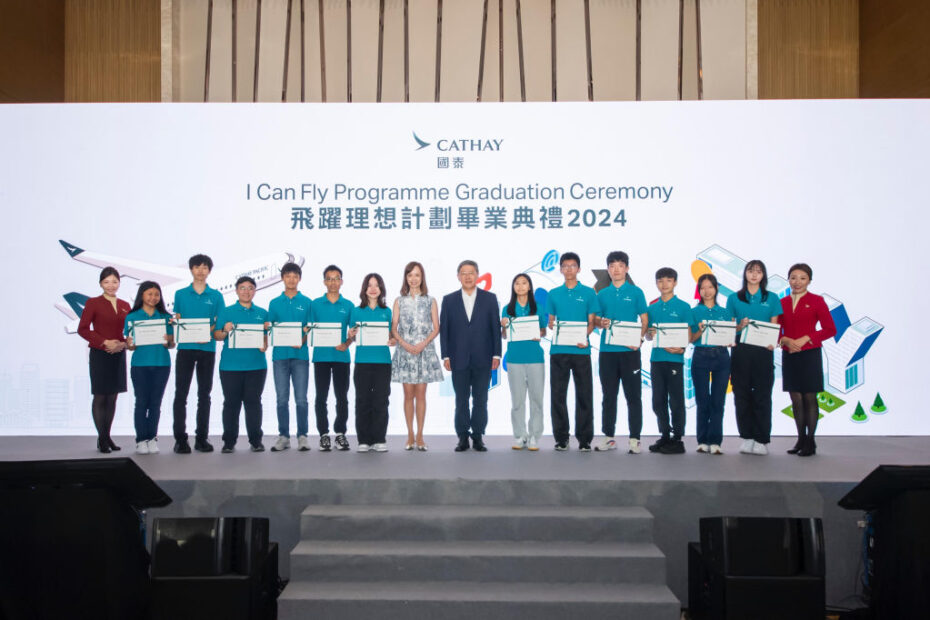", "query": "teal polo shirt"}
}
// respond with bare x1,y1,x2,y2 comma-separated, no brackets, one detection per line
545,282,599,356
123,309,173,367
646,295,696,363
726,289,783,324
350,306,392,364
692,303,735,348
597,281,647,353
216,302,268,371
310,294,354,363
502,302,545,364
268,291,311,361
173,284,224,352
